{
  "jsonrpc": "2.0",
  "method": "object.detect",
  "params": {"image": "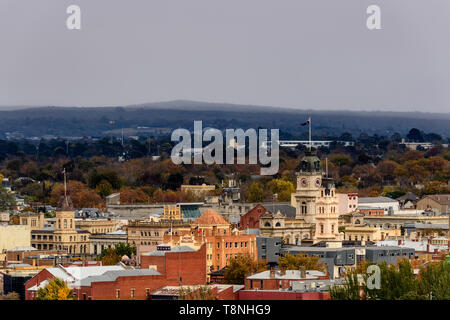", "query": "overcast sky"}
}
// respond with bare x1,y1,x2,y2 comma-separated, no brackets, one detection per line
1,0,449,112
